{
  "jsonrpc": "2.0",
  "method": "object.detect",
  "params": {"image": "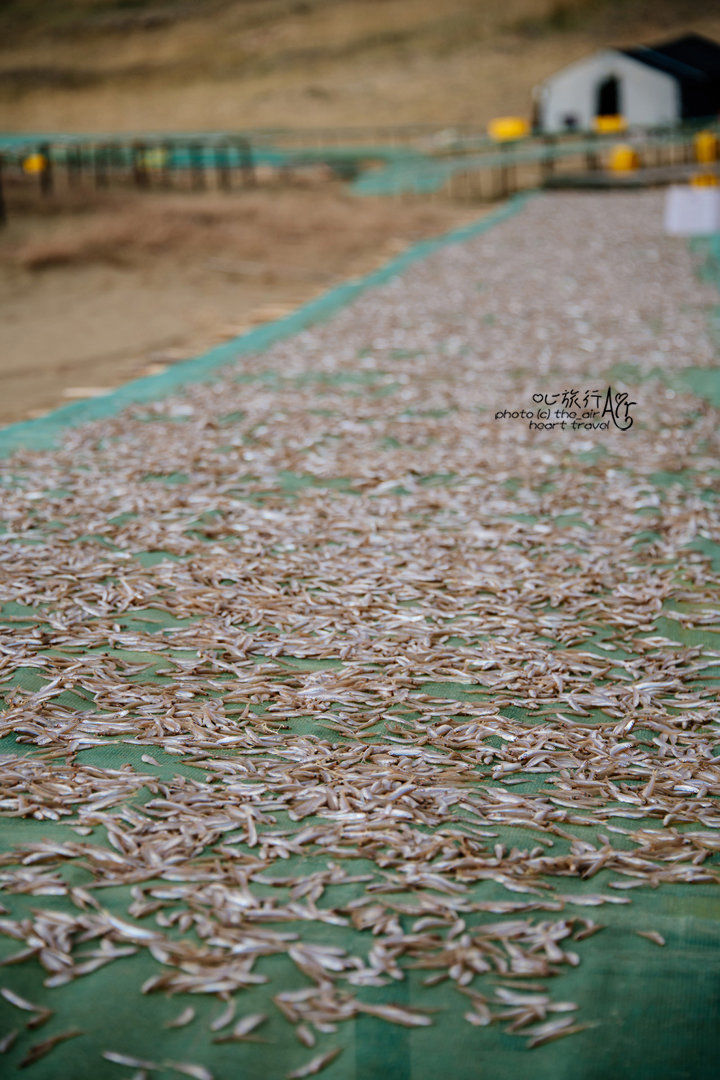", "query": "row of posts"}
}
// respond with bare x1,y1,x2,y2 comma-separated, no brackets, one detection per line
0,138,255,225
445,131,699,202
0,130,707,224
